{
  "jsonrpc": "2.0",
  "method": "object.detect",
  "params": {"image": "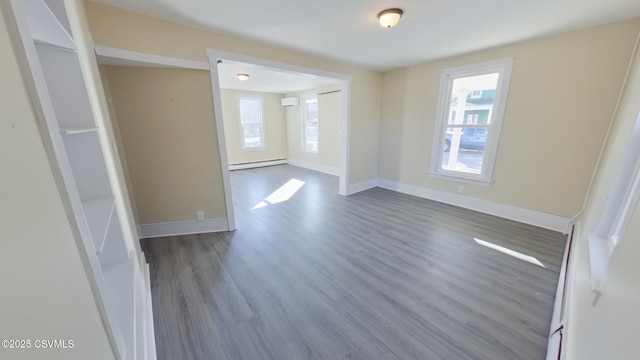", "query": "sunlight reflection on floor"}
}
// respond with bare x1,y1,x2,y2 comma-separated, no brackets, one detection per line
252,178,305,210
474,238,545,267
